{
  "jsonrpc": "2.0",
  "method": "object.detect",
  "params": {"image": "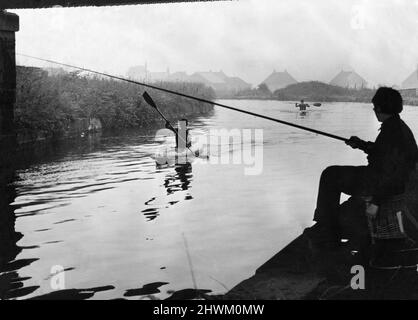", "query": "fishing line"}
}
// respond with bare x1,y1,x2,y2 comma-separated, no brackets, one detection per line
182,232,198,291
